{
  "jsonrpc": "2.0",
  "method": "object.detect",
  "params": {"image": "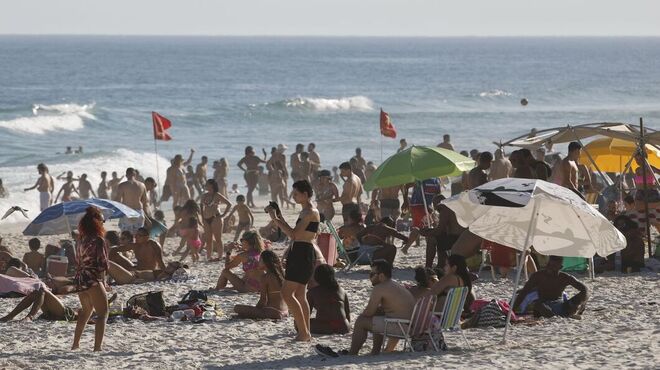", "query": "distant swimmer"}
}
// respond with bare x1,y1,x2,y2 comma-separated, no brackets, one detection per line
520,98,529,106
